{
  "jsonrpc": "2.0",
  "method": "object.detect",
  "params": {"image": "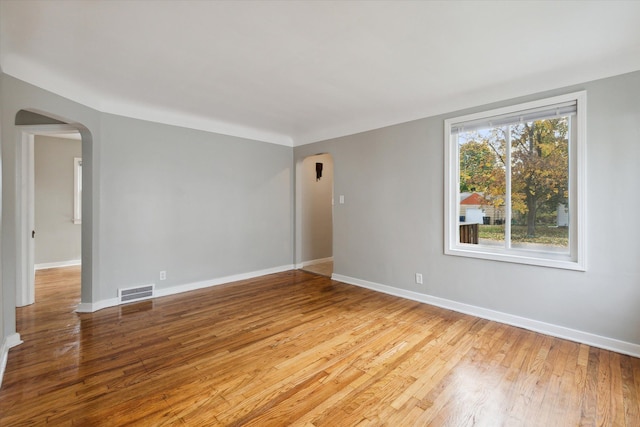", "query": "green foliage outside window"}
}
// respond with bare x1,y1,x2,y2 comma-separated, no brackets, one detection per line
459,117,569,243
